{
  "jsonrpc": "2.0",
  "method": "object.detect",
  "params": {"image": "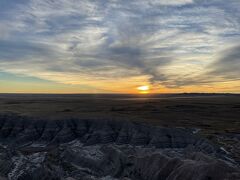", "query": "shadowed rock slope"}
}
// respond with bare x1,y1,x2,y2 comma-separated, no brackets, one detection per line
0,114,239,180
